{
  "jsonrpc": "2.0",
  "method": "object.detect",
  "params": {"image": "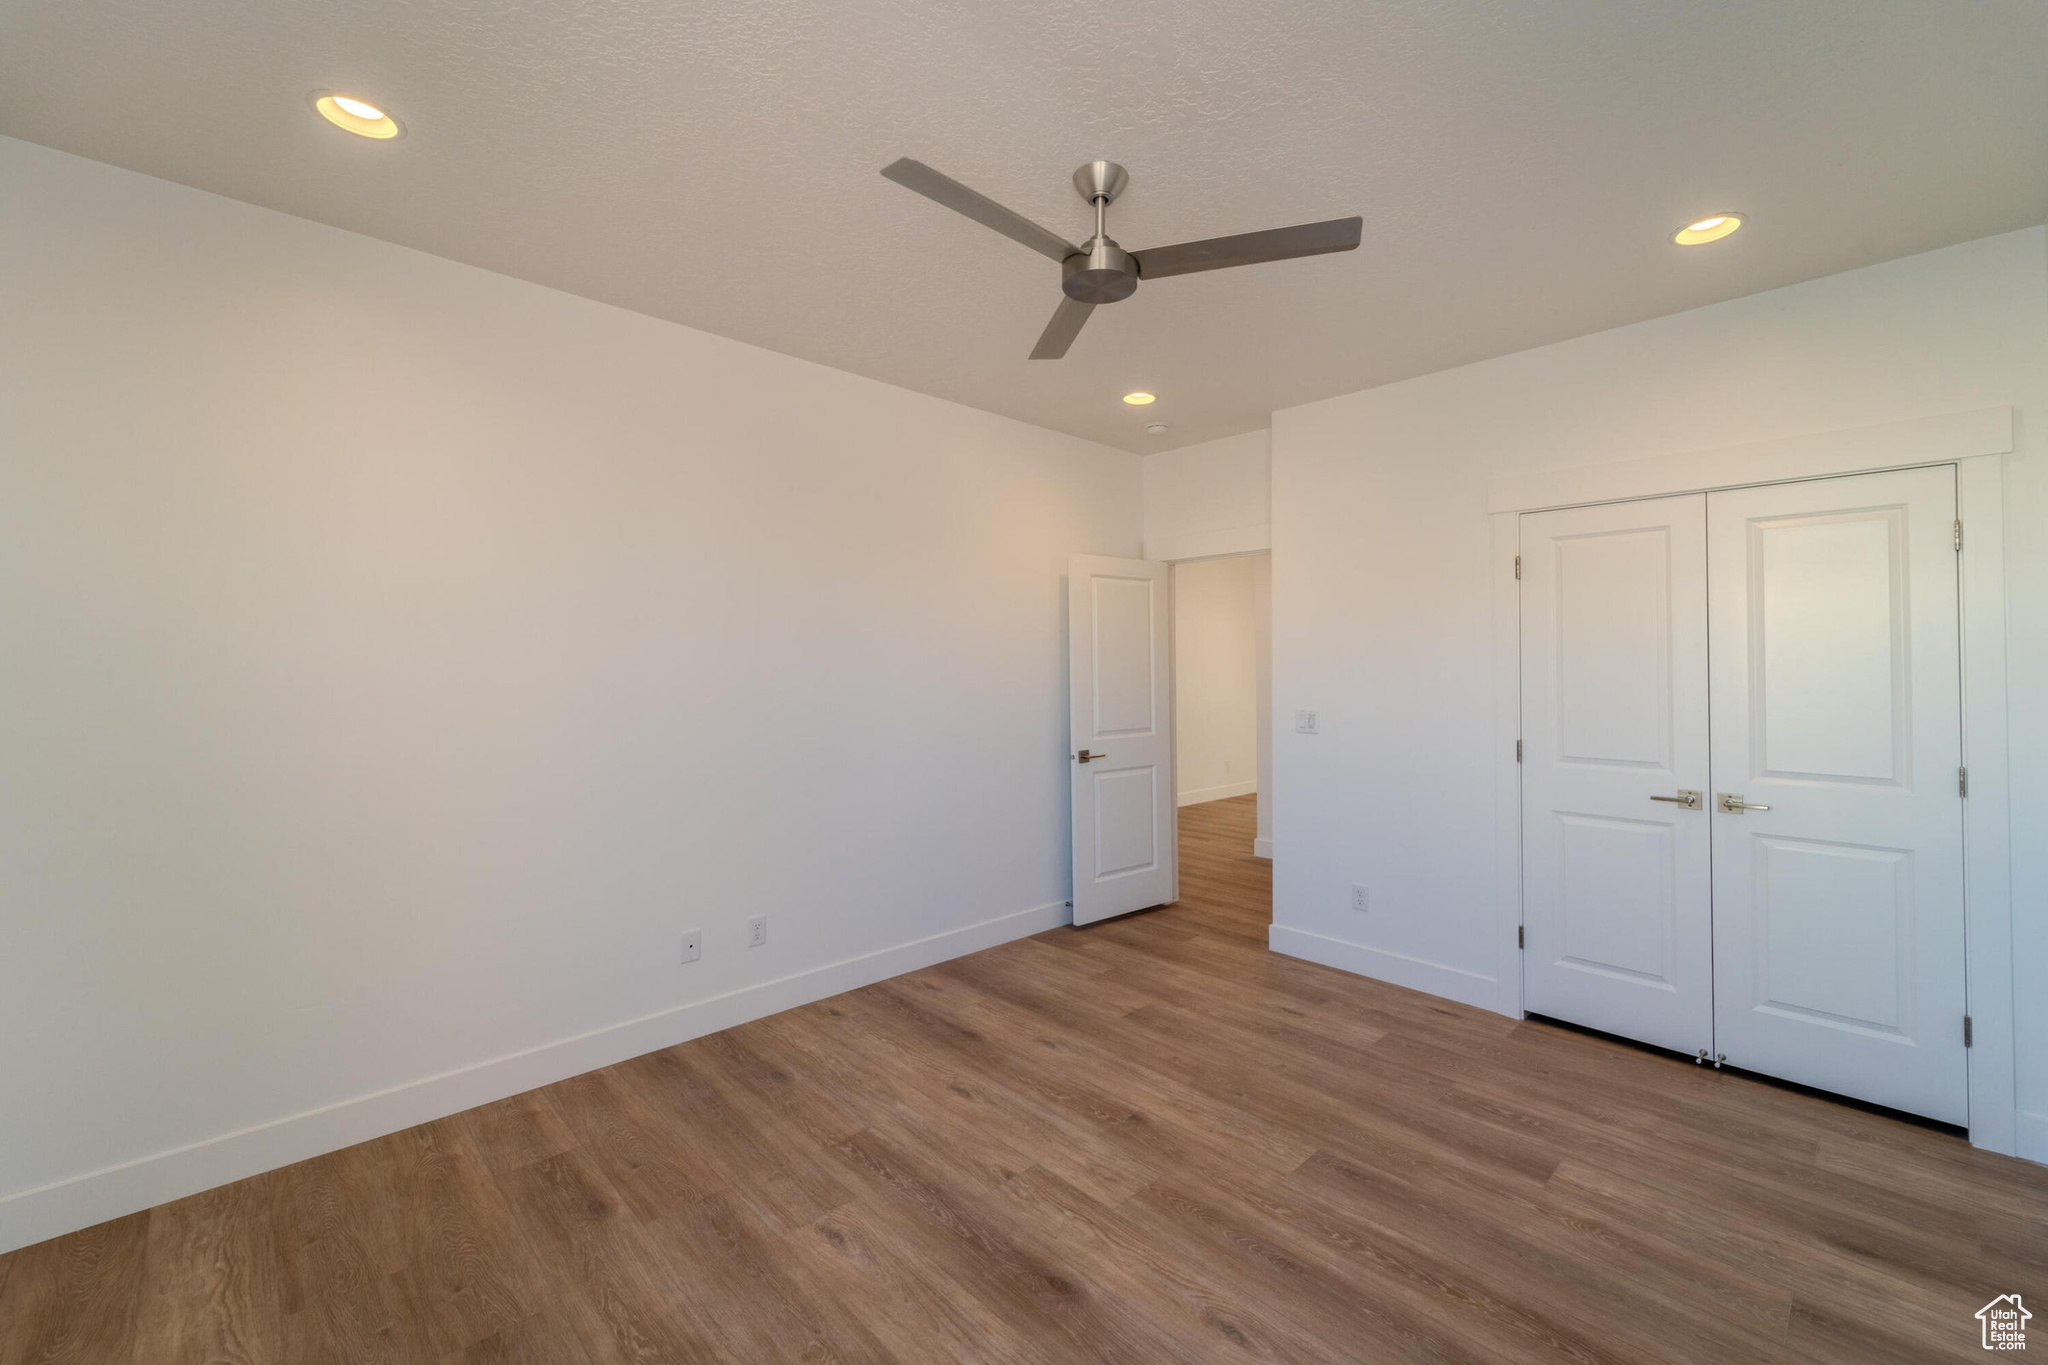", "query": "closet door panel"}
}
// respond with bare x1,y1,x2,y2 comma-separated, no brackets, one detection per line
1707,467,1967,1124
1520,495,1713,1055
